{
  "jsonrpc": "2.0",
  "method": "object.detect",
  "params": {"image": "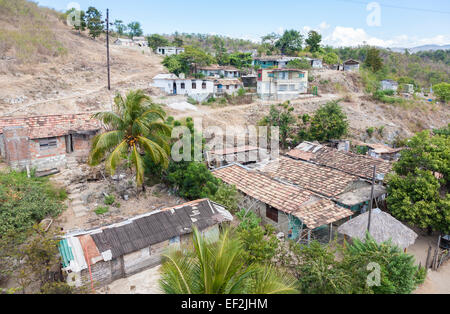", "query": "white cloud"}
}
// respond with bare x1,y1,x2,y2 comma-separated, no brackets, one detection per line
323,26,450,48
318,21,330,31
